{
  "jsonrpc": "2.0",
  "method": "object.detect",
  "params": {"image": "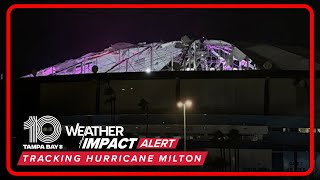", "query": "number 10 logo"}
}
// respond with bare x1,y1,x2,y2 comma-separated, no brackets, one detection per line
24,115,61,143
